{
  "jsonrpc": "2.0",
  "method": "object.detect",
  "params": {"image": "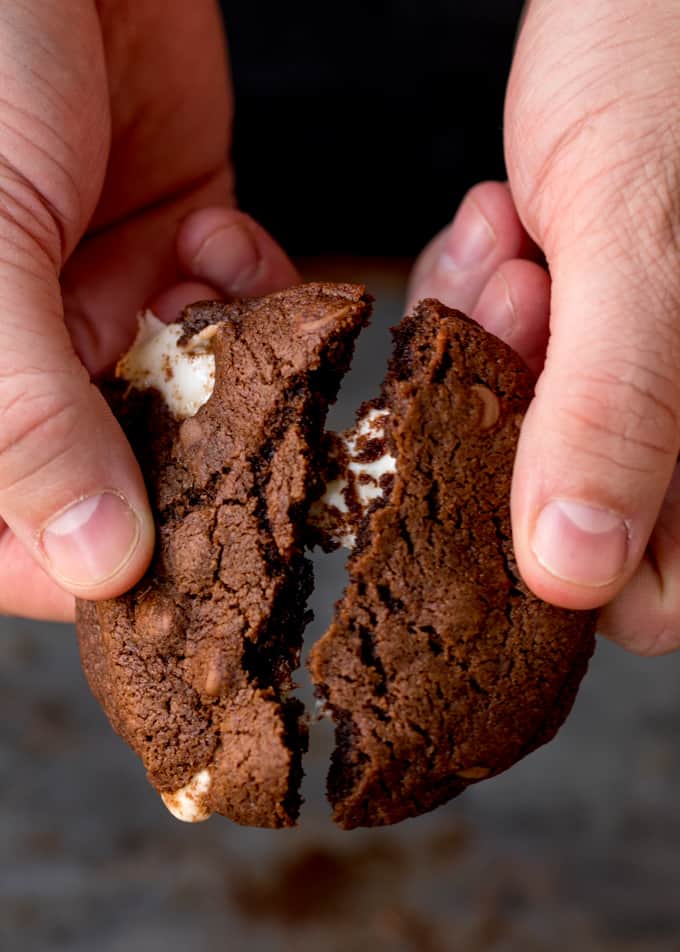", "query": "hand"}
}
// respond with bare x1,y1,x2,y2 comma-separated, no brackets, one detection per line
408,0,680,654
0,0,298,620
